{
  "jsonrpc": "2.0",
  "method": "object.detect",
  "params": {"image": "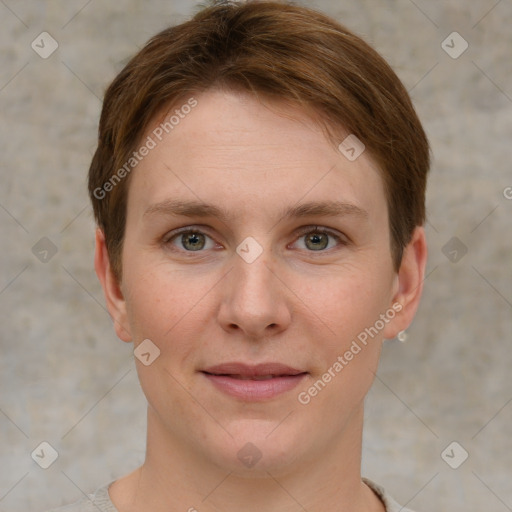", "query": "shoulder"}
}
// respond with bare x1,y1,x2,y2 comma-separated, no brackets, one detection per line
43,482,118,512
363,477,419,512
